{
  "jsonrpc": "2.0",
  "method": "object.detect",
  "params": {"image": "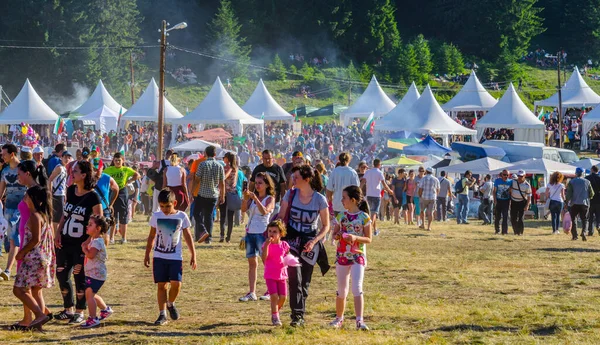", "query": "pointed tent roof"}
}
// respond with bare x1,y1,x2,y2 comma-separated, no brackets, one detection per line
443,157,512,175
120,78,183,122
490,158,576,176
173,77,263,126
171,139,221,152
476,84,544,129
78,105,118,134
72,80,126,115
380,85,476,135
442,70,498,112
0,79,58,124
242,79,294,122
375,82,420,130
380,155,422,167
535,67,600,107
402,135,452,156
341,75,395,121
